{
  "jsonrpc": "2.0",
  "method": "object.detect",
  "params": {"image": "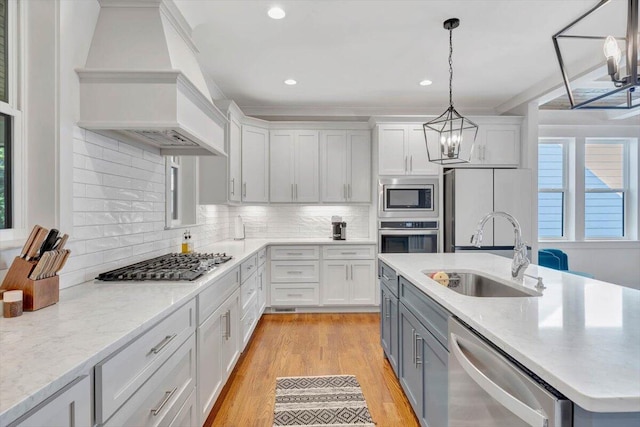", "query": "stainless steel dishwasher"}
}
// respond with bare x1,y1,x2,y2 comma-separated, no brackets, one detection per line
448,318,572,426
